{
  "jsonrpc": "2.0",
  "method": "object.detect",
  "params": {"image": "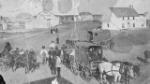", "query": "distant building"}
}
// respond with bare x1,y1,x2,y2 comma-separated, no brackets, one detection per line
57,12,101,24
78,12,93,21
57,15,77,24
0,16,8,30
93,14,103,22
26,11,60,29
103,7,147,30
